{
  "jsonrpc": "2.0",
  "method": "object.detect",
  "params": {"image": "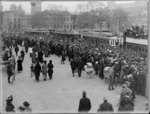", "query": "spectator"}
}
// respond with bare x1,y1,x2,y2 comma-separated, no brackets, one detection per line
6,95,15,112
97,96,113,112
23,101,32,112
78,91,91,112
17,56,23,72
48,60,54,80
